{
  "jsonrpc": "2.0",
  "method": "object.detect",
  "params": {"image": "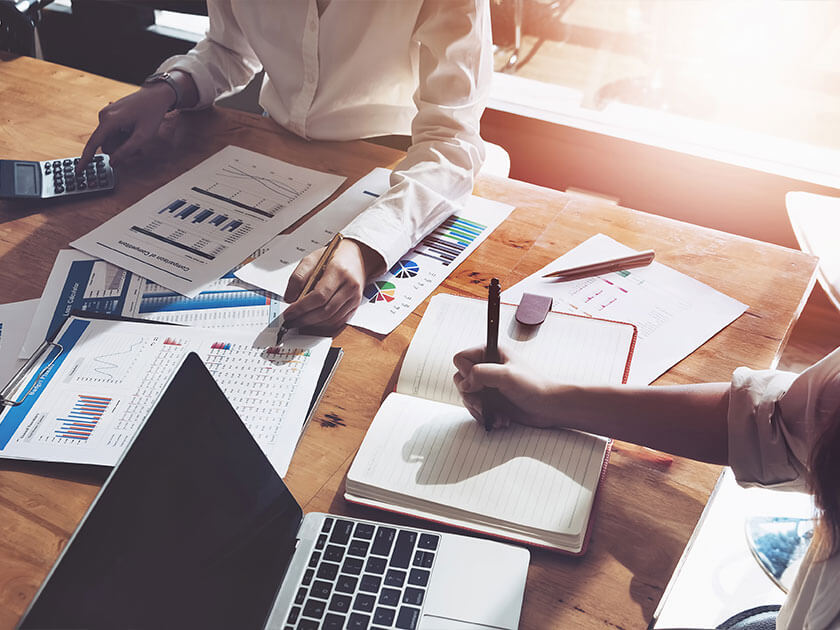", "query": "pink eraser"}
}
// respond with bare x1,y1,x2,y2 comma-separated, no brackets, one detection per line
515,292,553,326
